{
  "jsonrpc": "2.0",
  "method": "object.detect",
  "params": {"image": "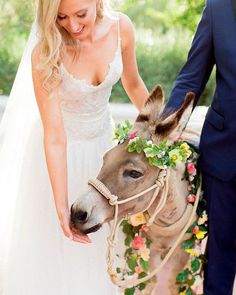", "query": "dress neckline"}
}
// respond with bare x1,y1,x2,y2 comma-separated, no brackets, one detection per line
61,39,121,89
